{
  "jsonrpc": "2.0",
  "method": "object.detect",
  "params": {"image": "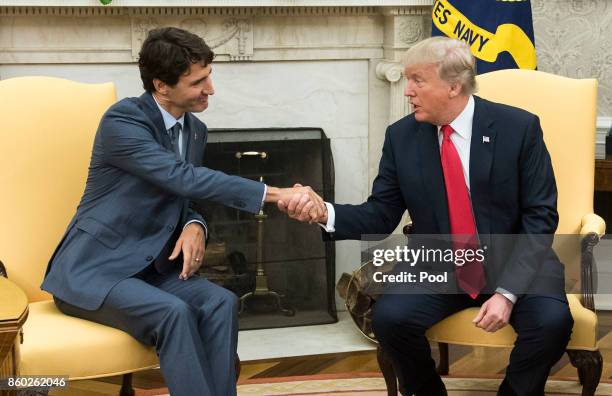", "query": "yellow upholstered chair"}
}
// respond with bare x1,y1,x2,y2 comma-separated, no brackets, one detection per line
0,77,159,395
423,70,604,395
340,70,605,396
